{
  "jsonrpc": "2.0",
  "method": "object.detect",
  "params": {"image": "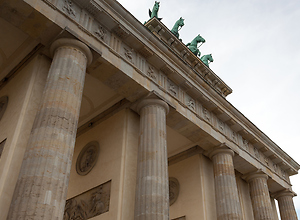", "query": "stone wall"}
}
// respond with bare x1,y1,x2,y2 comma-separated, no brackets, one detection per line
0,55,49,219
